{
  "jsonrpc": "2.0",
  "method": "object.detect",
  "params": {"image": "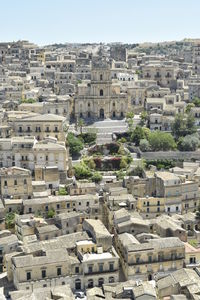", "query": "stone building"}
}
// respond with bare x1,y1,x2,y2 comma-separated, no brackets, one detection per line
0,167,33,200
75,58,129,120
